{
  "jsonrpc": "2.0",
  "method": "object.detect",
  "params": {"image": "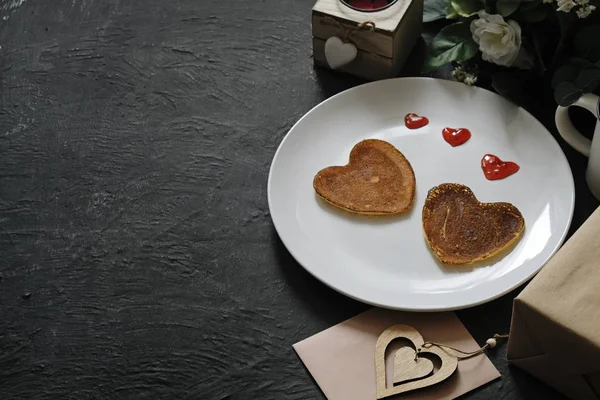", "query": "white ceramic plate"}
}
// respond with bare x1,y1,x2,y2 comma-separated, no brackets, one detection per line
268,77,574,311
